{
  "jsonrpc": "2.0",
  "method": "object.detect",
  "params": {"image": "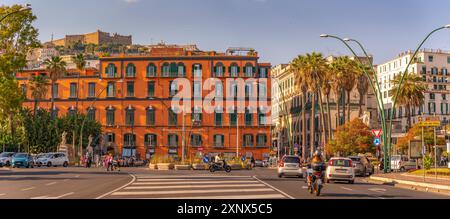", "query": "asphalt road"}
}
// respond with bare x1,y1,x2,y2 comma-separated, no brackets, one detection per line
0,167,448,199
